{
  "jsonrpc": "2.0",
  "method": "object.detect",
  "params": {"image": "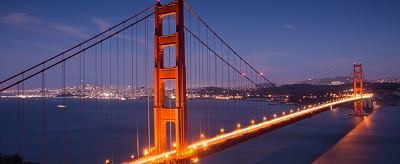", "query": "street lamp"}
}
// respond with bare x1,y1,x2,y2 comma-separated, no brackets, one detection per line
237,124,241,129
220,128,224,134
